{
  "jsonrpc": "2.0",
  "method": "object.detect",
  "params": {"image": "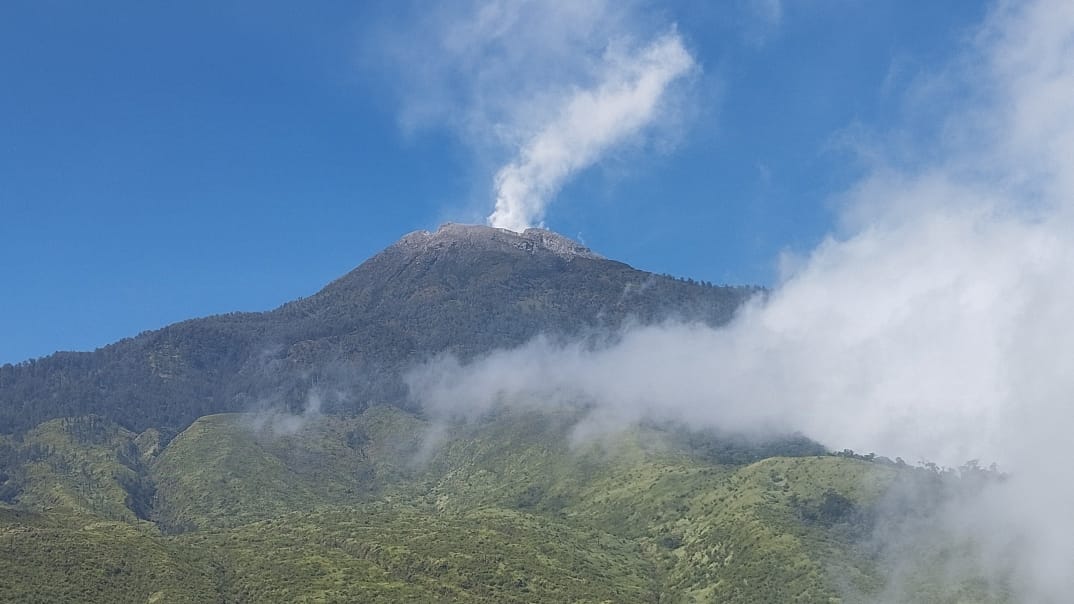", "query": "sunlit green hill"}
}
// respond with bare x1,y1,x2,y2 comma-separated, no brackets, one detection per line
0,406,1007,602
